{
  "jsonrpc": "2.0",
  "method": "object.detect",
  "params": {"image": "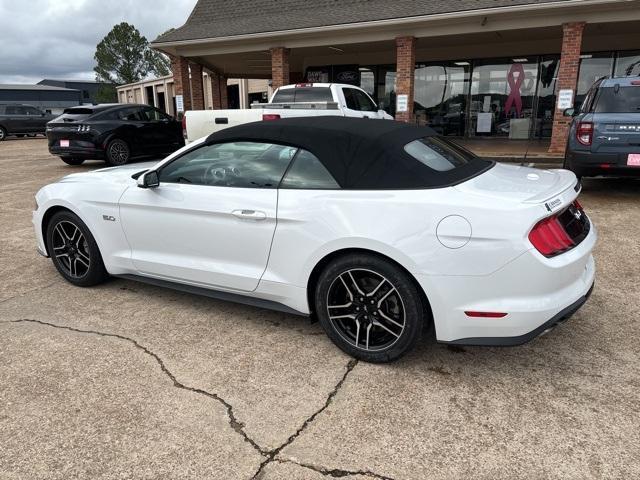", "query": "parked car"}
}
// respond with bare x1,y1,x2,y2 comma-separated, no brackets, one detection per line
46,104,184,166
564,76,640,178
0,104,54,141
184,83,393,142
33,117,595,363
